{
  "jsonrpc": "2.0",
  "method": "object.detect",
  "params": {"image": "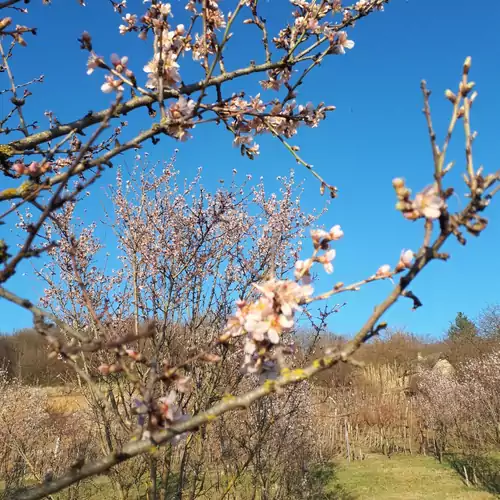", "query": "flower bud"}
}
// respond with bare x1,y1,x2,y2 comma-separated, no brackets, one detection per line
28,161,40,175
445,89,457,104
463,56,472,75
98,364,110,376
12,162,25,175
376,264,392,278
392,177,405,189
0,17,12,31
